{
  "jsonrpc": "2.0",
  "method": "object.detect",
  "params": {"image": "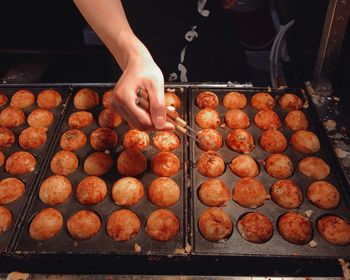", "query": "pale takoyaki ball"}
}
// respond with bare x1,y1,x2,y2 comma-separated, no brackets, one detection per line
197,151,225,178
285,110,309,131
0,93,8,106
148,177,180,207
198,207,233,242
222,91,247,109
278,211,312,245
224,109,250,129
259,129,287,153
37,89,62,109
317,215,350,245
60,129,87,151
29,208,63,240
83,152,113,176
106,209,141,241
151,152,180,177
233,178,270,208
112,177,144,206
68,111,93,129
195,91,219,109
146,209,179,242
90,128,118,151
10,89,35,109
0,151,4,167
290,130,320,154
164,92,181,108
198,179,230,207
307,181,340,210
117,149,147,176
39,175,72,205
67,210,101,241
0,127,15,149
0,206,12,235
271,180,302,209
98,109,123,128
298,157,330,180
250,92,275,110
19,127,47,150
279,93,303,111
197,129,222,151
238,212,273,243
230,155,259,178
195,109,221,129
0,107,25,128
102,90,113,109
73,88,99,110
76,176,107,205
254,109,281,130
123,129,150,151
5,151,36,175
152,131,180,152
0,178,25,204
264,154,294,179
50,150,78,176
226,129,255,154
28,109,54,128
